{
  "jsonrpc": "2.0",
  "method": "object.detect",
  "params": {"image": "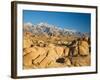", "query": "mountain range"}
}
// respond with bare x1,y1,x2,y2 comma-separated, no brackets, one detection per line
24,22,90,37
